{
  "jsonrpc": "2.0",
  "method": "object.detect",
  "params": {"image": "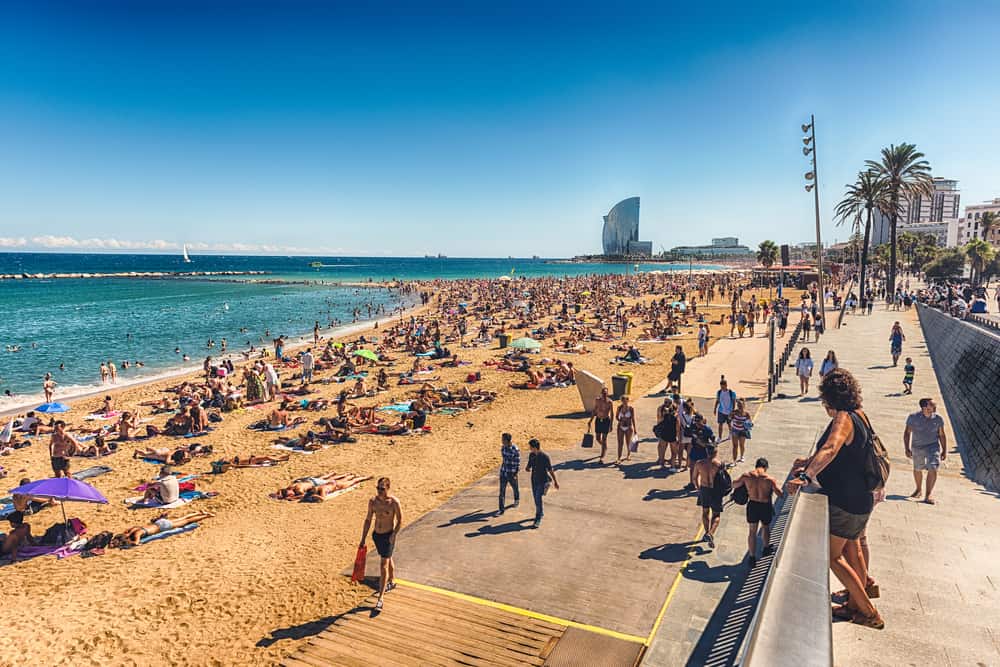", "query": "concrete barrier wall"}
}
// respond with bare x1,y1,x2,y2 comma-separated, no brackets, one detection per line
917,304,1000,490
